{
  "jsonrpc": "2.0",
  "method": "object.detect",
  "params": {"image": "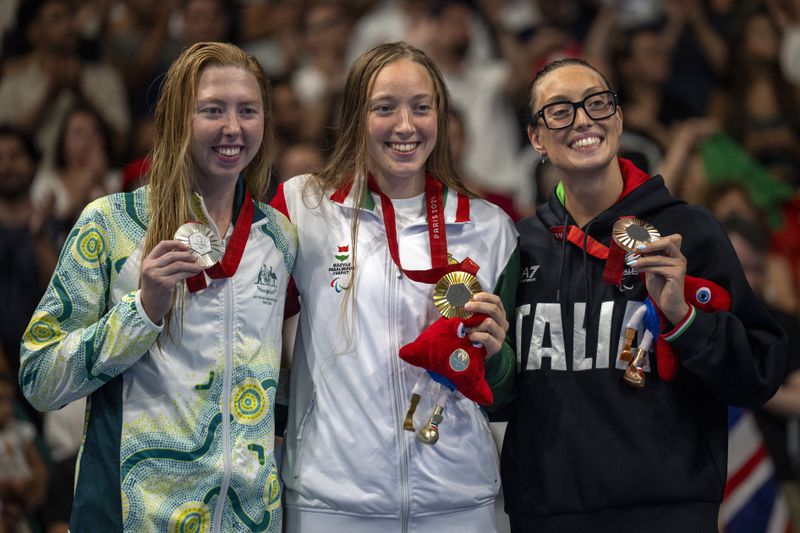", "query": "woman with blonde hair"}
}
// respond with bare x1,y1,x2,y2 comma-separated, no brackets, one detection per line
20,42,295,532
272,41,518,532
